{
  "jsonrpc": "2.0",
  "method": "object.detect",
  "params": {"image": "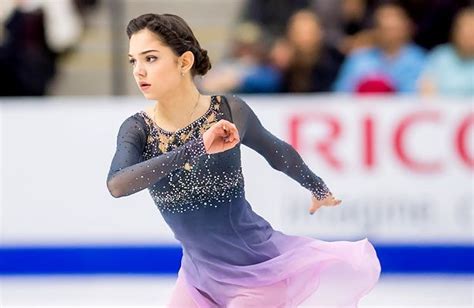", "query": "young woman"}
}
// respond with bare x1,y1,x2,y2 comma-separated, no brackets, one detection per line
107,13,381,307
